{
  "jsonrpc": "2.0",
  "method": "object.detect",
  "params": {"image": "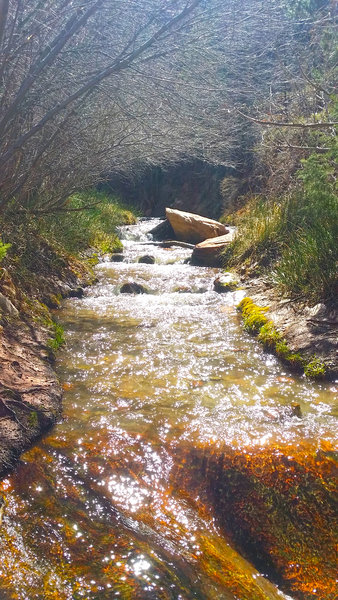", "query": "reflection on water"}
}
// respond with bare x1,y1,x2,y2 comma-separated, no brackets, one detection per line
0,220,336,600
